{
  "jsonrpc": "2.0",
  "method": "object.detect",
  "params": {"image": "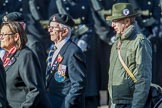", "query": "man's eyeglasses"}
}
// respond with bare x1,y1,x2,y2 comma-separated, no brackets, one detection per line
48,25,65,32
48,26,60,30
